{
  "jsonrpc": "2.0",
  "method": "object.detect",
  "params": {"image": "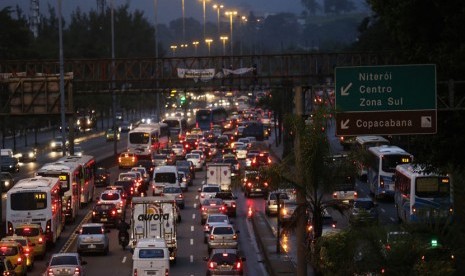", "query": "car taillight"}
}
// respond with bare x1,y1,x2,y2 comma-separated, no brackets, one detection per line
74,267,80,275
208,261,217,269
178,194,183,199
47,268,54,276
7,222,13,236
247,182,252,187
233,234,237,240
385,244,391,251
46,219,52,233
25,247,30,256
201,207,206,211
111,210,117,216
264,182,268,187
200,193,205,198
133,269,137,276
268,158,272,164
165,268,169,276
204,225,210,231
332,192,337,199
92,211,96,216
118,157,122,163
232,203,236,208
354,191,358,198
38,237,44,244
235,261,241,270
380,179,384,188
17,257,22,265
